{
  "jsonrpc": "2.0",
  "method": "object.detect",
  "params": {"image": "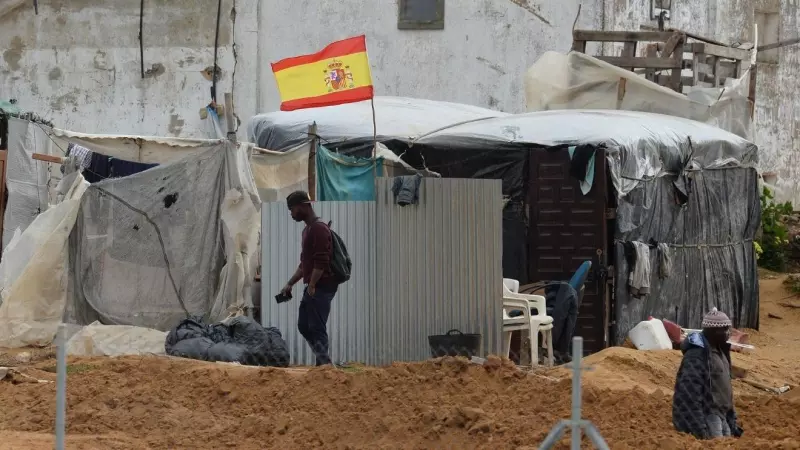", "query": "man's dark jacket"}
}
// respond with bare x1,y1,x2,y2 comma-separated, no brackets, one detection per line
672,332,743,439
